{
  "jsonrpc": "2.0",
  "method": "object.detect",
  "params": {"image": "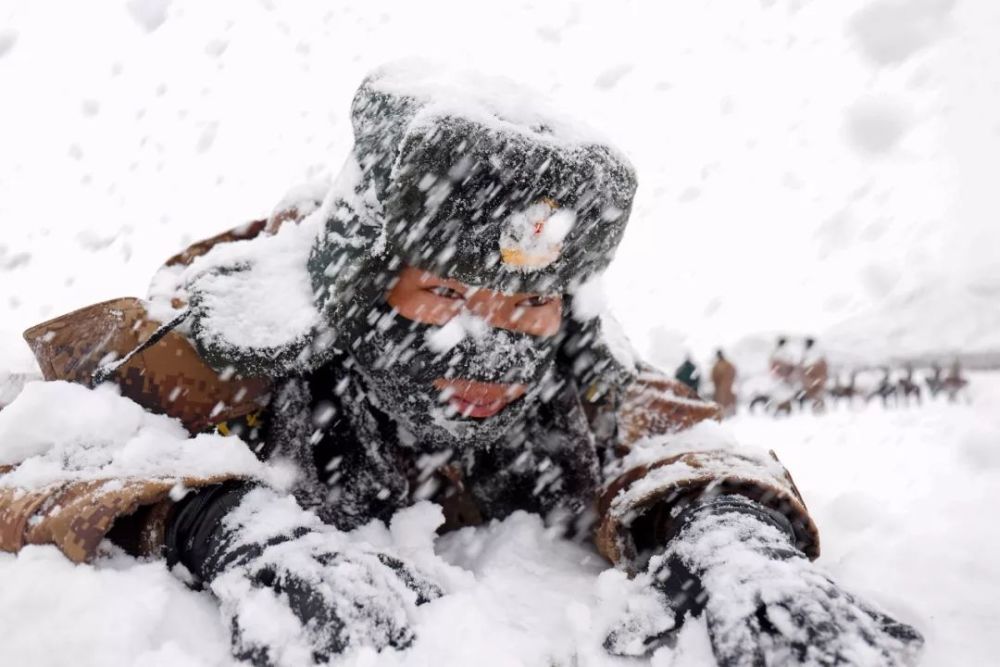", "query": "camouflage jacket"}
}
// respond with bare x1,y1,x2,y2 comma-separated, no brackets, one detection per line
0,222,819,570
